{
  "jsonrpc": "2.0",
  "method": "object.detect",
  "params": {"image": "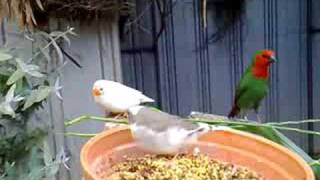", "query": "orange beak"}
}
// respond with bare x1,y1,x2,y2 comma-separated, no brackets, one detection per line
92,88,101,96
